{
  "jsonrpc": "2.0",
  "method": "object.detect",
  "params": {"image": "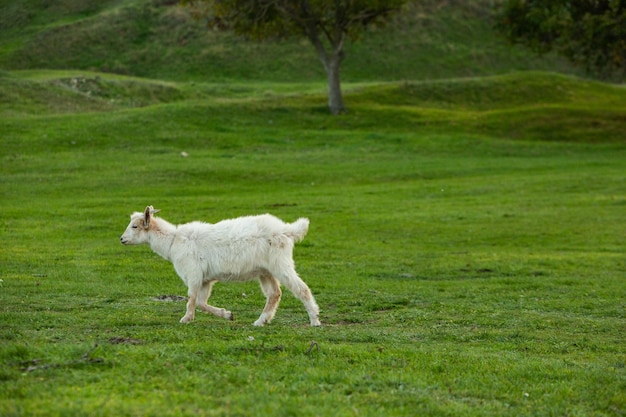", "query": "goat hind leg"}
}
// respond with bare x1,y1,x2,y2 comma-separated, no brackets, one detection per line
254,272,282,326
274,268,320,326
